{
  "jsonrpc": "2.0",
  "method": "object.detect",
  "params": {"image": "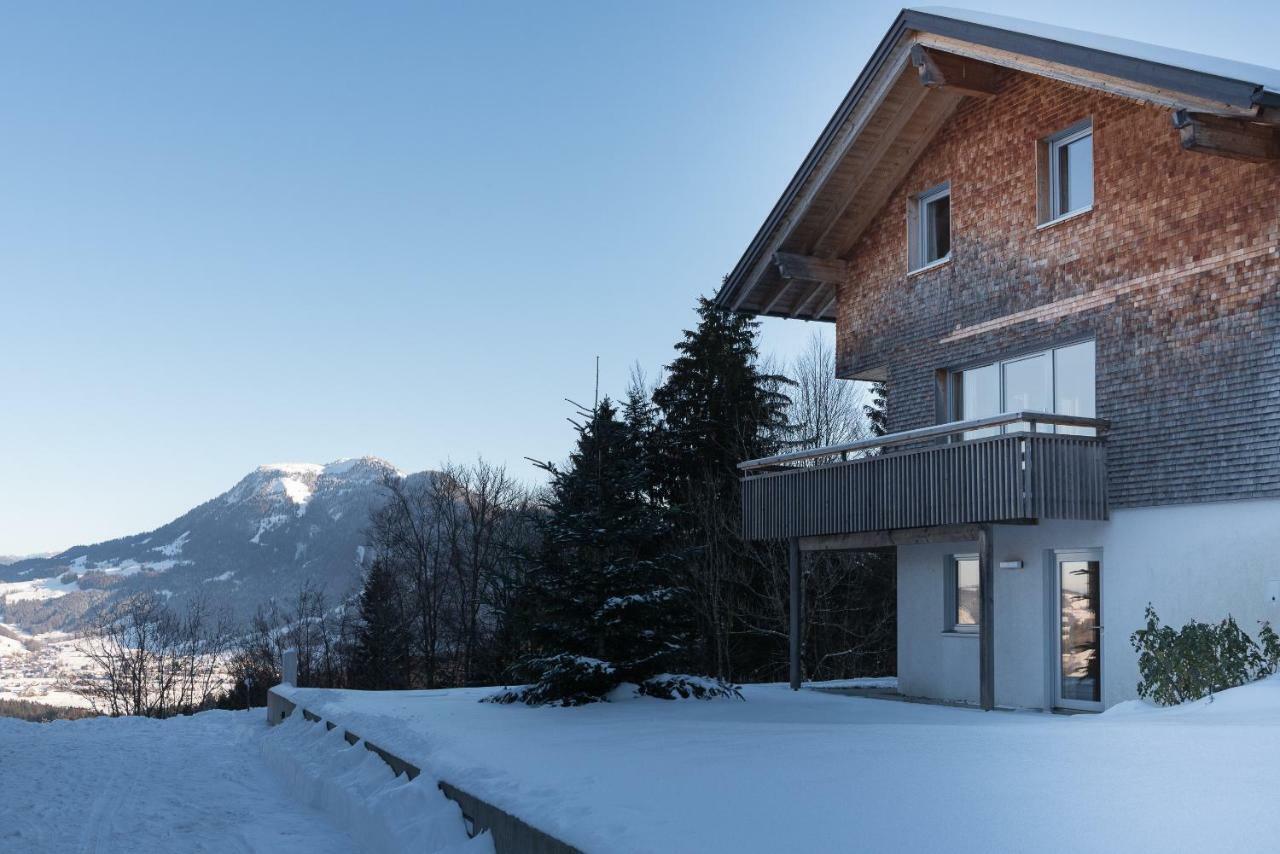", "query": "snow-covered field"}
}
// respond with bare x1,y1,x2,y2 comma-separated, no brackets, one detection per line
277,677,1280,853
0,706,491,854
0,710,362,853
7,678,1279,853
